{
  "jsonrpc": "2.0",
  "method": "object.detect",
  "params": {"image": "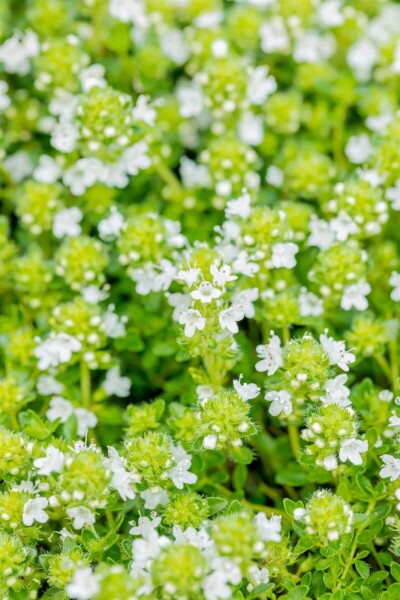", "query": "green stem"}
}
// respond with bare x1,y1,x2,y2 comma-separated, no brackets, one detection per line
155,161,184,198
334,500,376,592
389,338,399,391
80,360,92,410
374,354,393,384
288,424,301,460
